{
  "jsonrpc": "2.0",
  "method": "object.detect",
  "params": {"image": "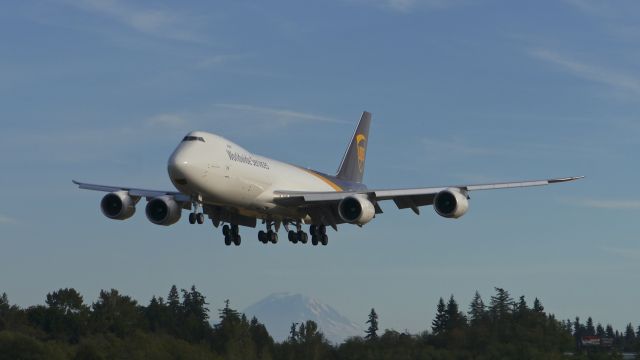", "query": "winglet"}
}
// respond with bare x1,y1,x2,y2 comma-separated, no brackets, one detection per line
548,176,585,184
